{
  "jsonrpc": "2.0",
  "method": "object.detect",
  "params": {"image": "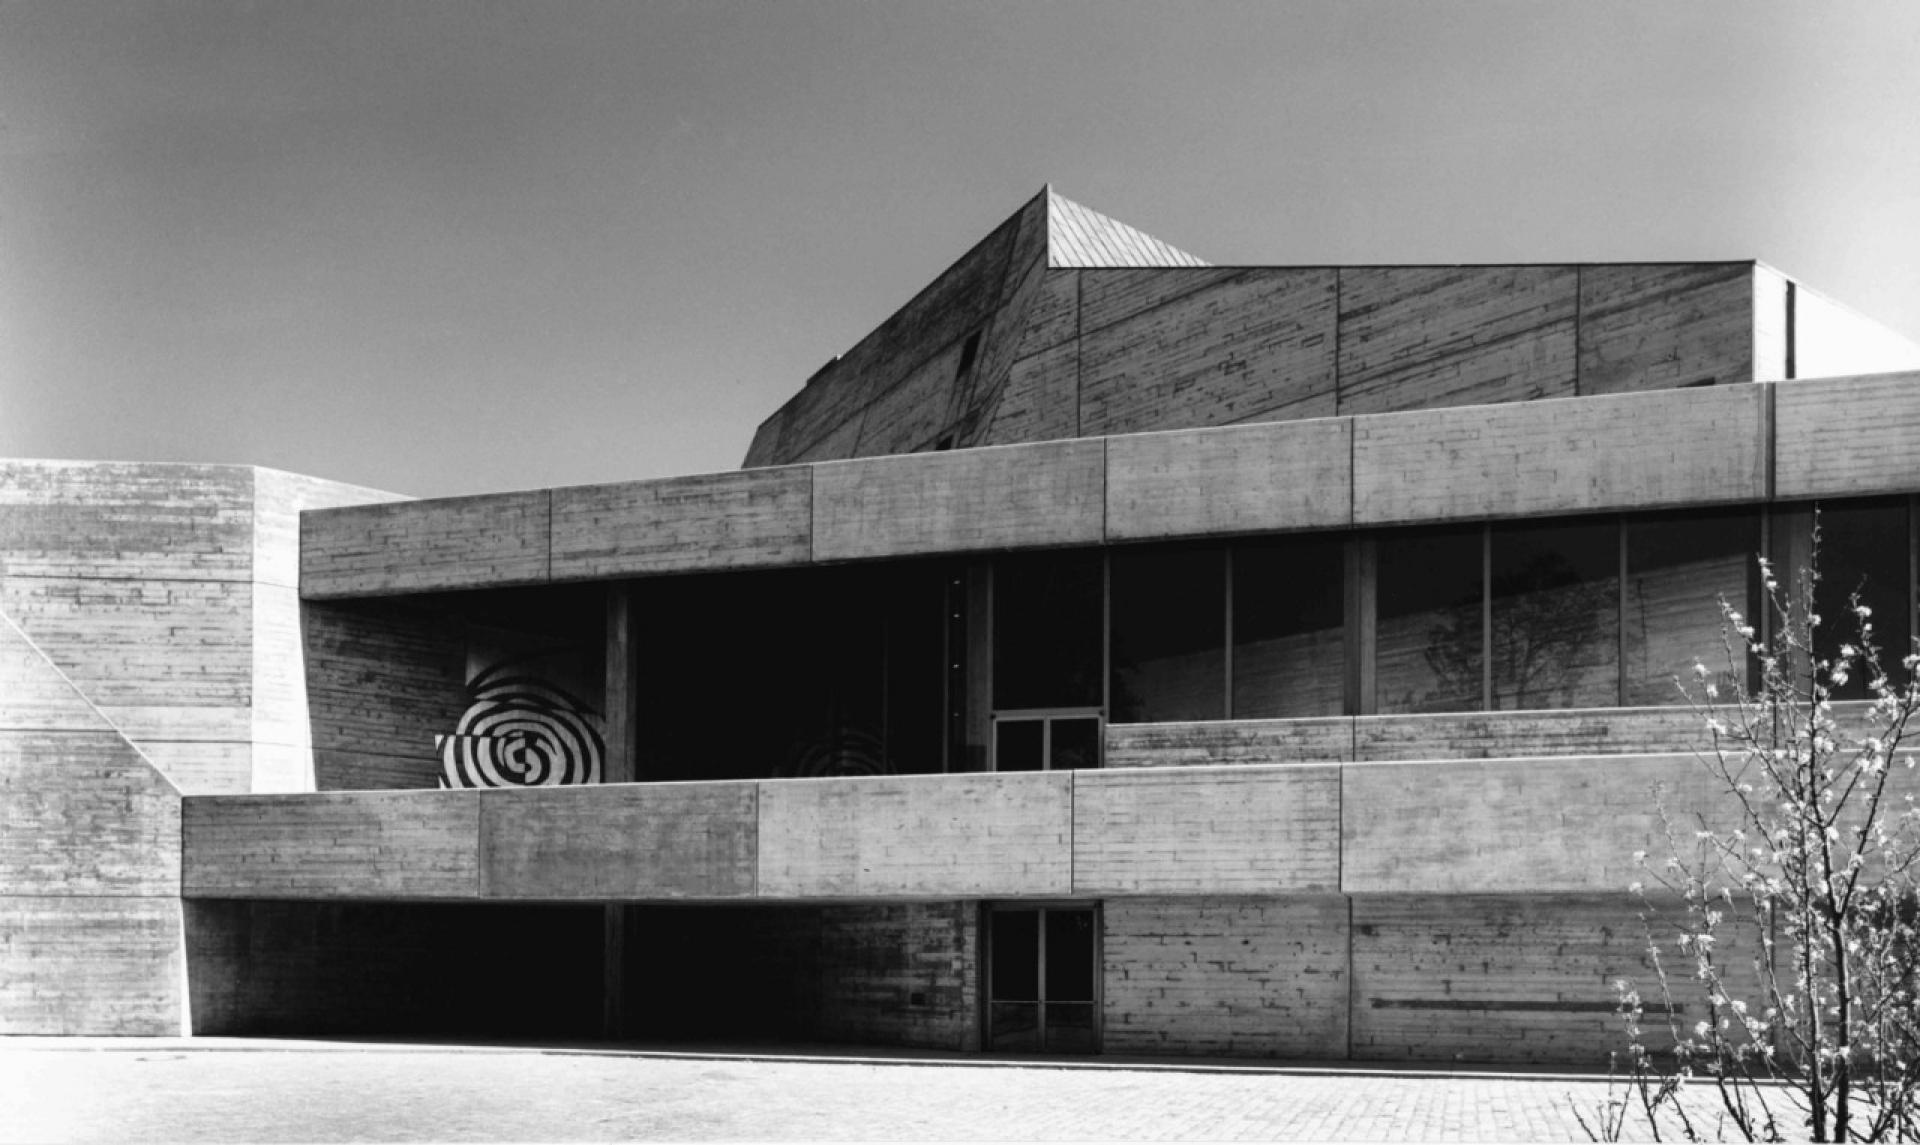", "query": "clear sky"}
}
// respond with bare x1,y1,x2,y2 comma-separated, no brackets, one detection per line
2,1,1916,497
